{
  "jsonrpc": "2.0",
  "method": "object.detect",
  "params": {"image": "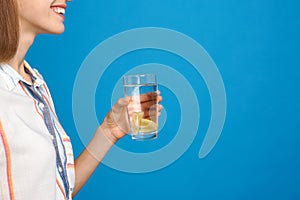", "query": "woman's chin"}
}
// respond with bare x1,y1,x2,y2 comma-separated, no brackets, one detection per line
43,27,65,35
40,23,65,35
51,25,65,34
